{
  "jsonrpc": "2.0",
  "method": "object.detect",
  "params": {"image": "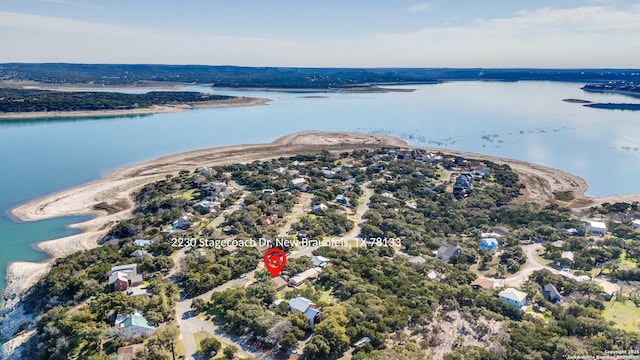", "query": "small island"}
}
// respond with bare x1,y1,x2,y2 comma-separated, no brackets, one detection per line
562,98,592,104
0,88,268,119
